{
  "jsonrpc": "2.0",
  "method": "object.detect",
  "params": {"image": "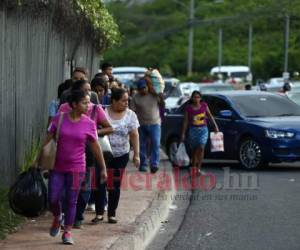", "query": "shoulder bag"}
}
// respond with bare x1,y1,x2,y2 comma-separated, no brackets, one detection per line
39,113,64,170
91,105,113,156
